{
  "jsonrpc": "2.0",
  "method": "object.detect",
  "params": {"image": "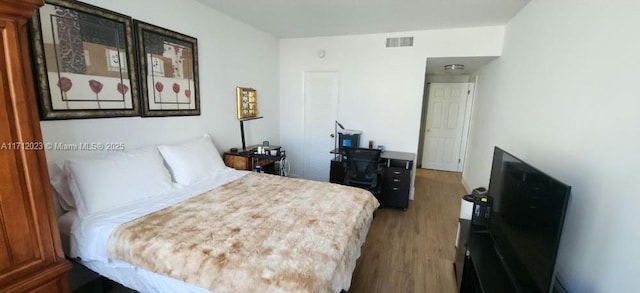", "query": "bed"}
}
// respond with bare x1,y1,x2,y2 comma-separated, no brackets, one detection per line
51,134,379,293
